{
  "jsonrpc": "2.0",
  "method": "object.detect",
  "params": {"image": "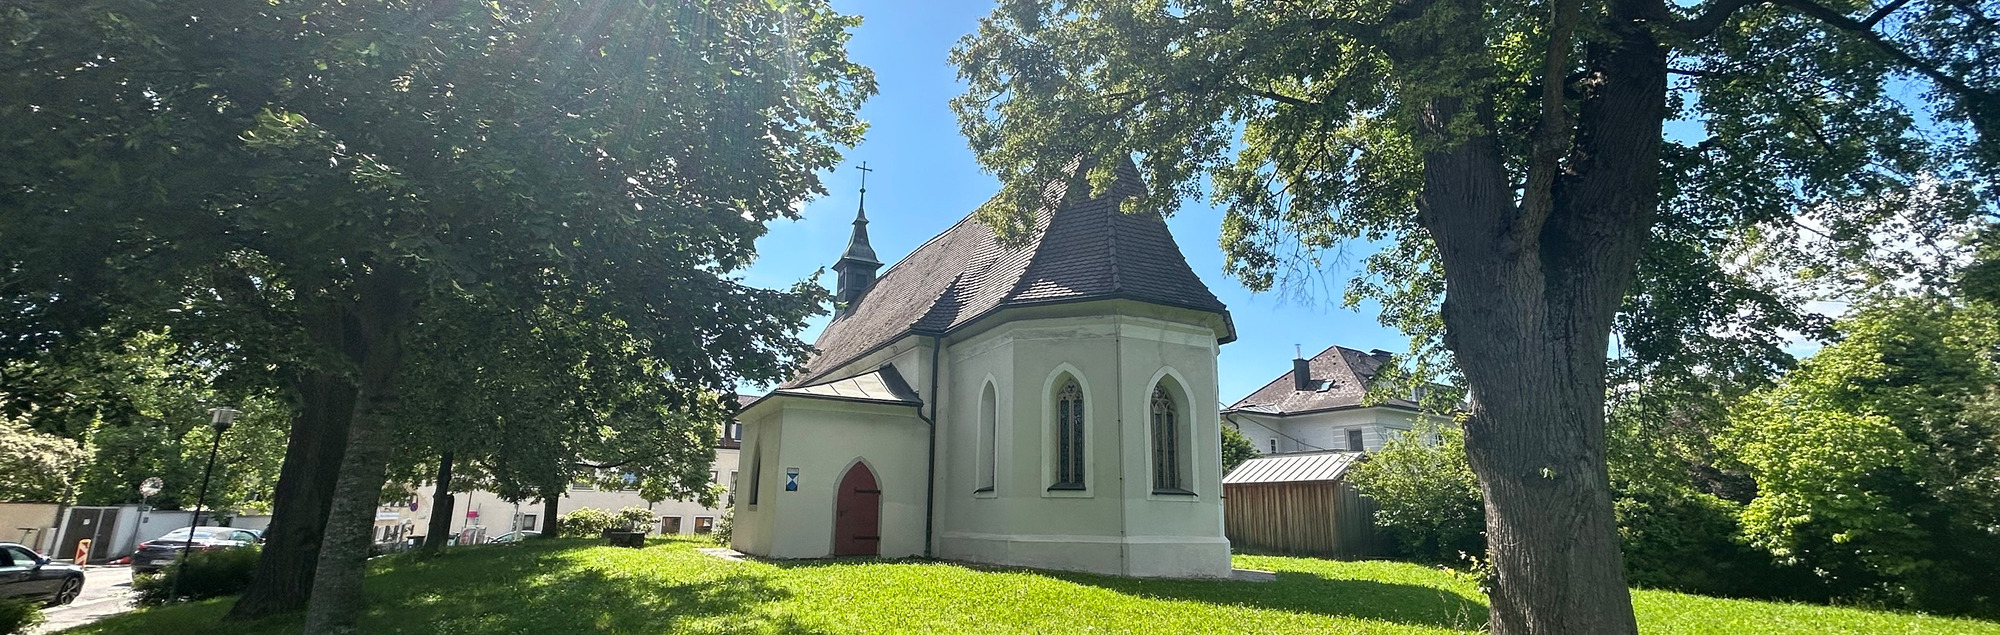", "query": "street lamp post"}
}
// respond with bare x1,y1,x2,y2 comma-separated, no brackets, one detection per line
170,407,237,601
